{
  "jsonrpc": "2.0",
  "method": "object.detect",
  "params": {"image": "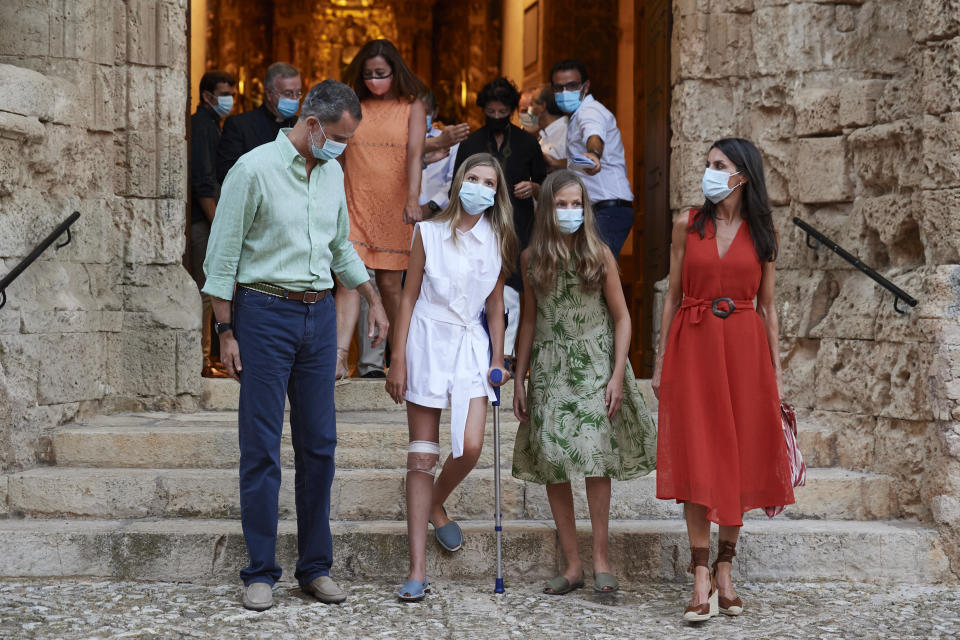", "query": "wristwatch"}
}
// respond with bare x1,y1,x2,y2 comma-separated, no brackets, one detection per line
214,321,233,336
427,200,442,213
